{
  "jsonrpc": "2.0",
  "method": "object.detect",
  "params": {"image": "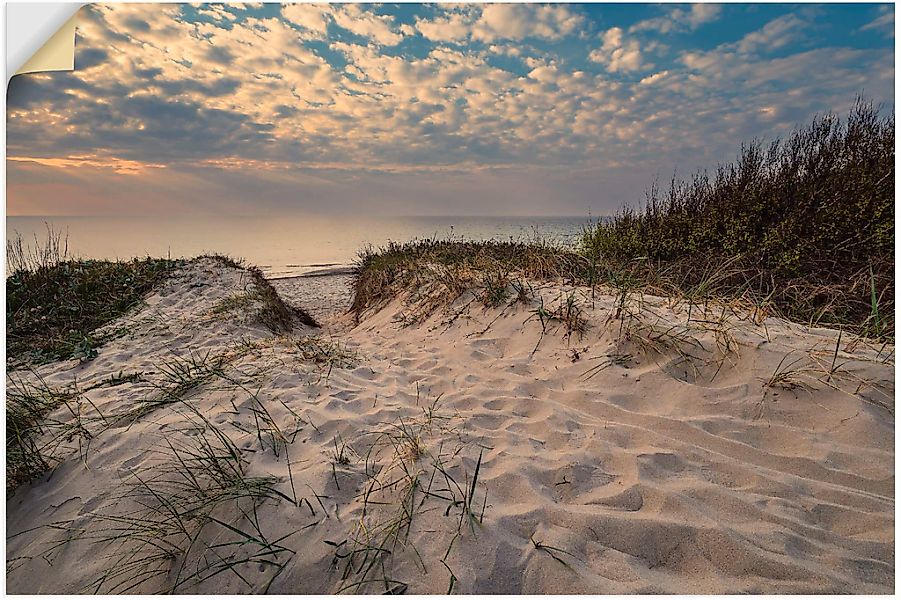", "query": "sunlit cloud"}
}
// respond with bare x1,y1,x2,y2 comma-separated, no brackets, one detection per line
8,155,167,175
630,3,722,34
589,27,646,72
733,13,807,54
413,4,583,43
